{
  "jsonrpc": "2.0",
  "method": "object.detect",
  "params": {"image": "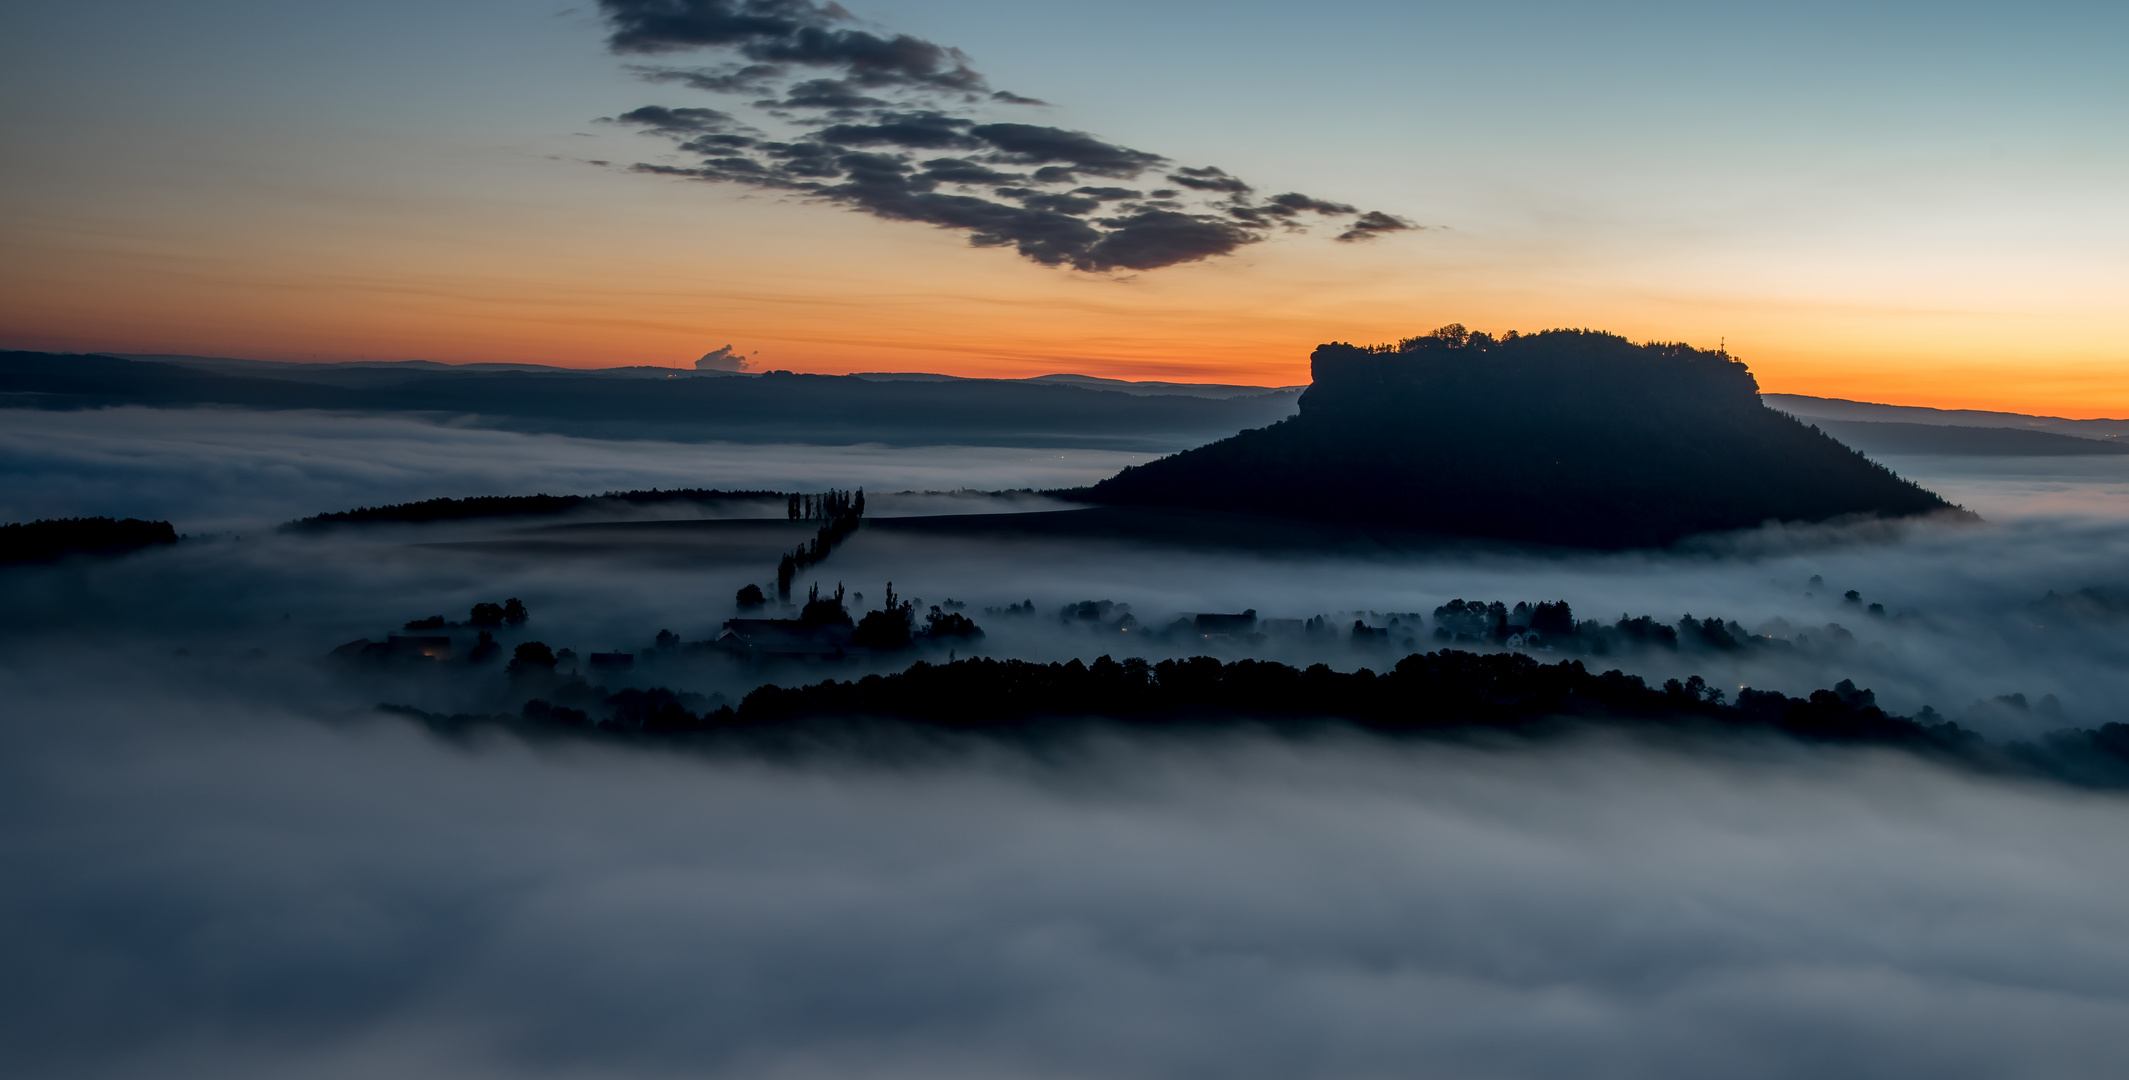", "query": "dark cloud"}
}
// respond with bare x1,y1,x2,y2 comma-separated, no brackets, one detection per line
1086,210,1259,270
816,111,977,150
1019,192,1102,216
919,158,1023,185
767,77,888,111
1227,194,1359,228
1267,192,1359,215
1336,209,1419,241
640,62,784,95
601,0,984,91
613,104,737,135
598,1,1412,271
1167,165,1252,194
967,123,1165,178
678,132,756,151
